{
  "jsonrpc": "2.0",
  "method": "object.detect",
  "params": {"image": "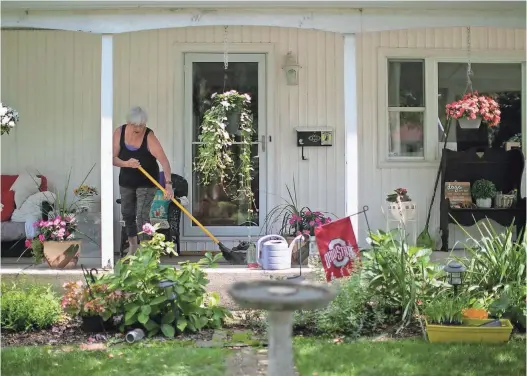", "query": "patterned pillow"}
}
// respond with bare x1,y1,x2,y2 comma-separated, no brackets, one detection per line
149,189,169,224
